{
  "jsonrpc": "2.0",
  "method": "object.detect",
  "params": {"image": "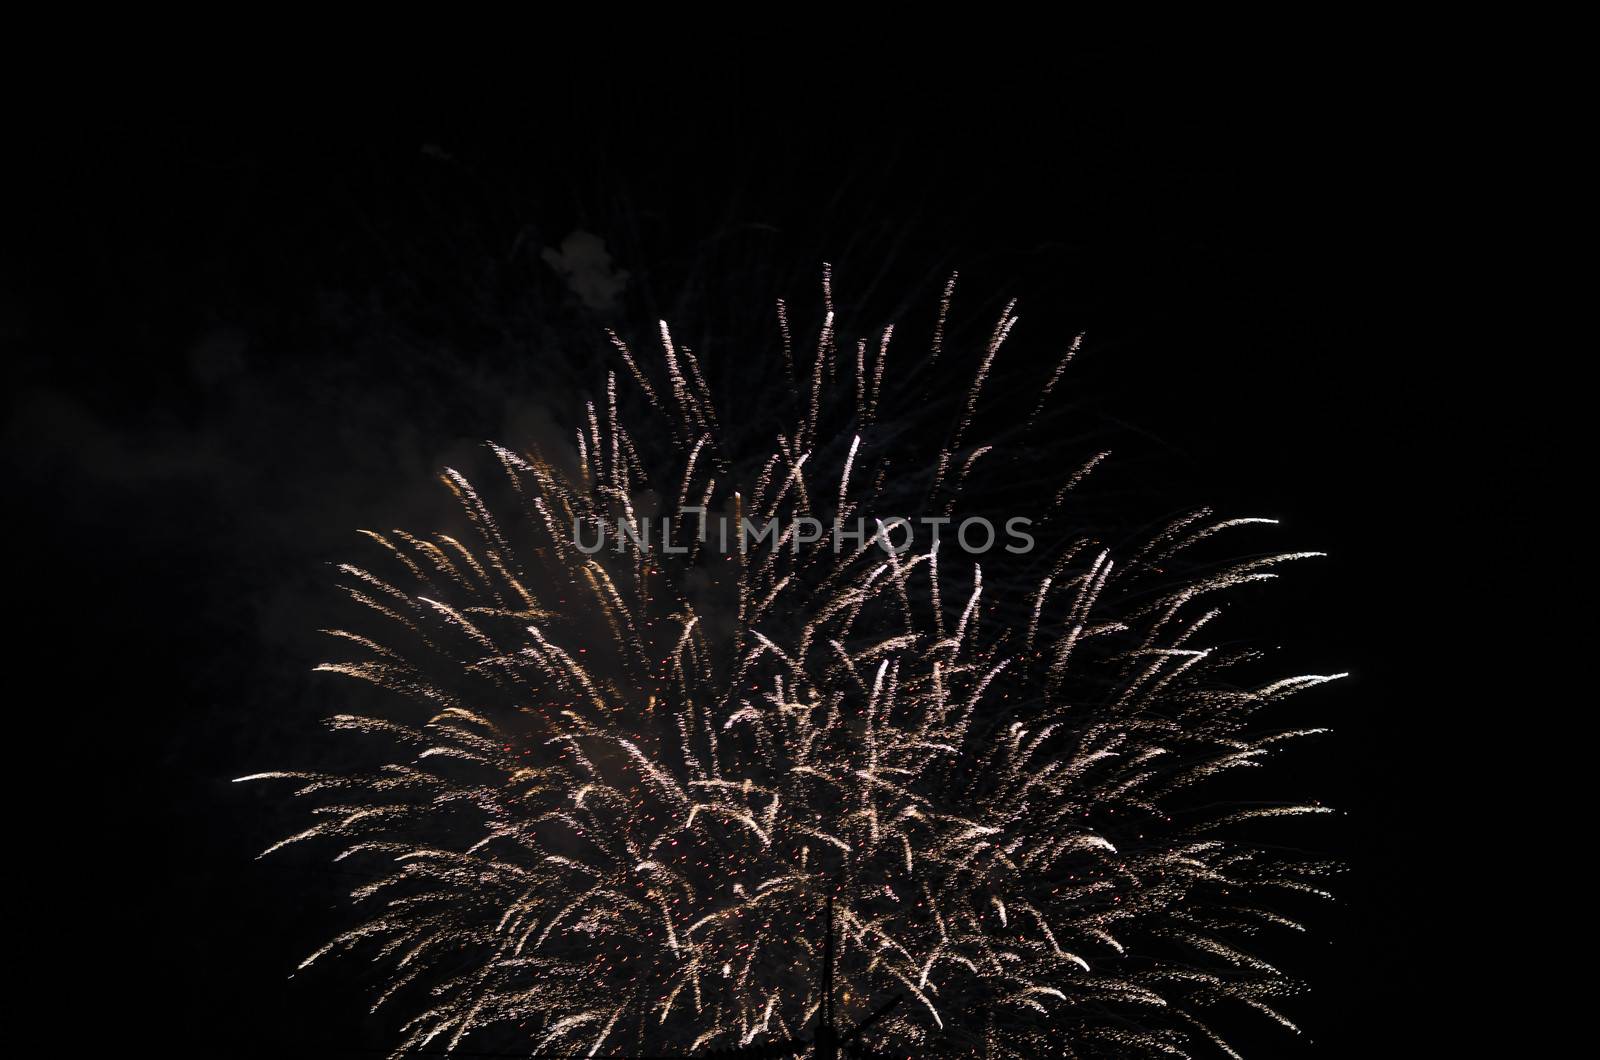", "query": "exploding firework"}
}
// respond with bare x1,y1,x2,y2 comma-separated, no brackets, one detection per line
242,271,1342,1058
